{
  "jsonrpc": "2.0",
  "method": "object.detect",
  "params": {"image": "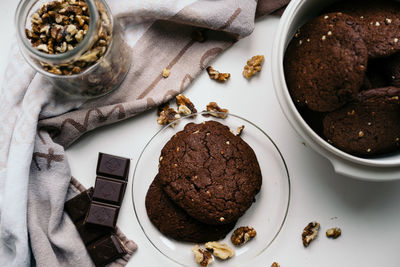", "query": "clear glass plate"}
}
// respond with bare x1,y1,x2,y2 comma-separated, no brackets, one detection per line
132,112,290,266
